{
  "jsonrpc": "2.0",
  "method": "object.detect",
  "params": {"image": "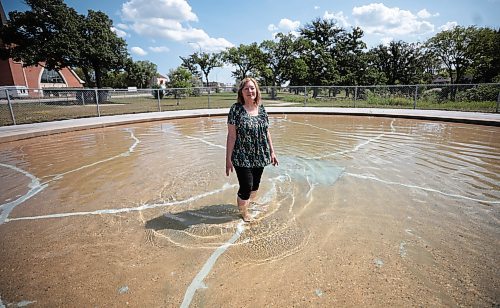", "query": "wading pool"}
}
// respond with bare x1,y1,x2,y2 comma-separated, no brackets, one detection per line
0,114,499,307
